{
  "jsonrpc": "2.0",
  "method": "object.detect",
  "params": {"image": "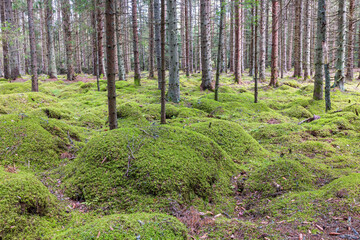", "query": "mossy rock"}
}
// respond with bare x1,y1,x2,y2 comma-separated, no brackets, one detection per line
0,115,72,169
62,125,237,211
186,119,269,163
142,104,180,120
0,168,62,240
53,213,187,239
245,159,314,197
192,98,223,113
117,102,143,119
283,80,301,88
281,105,313,119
